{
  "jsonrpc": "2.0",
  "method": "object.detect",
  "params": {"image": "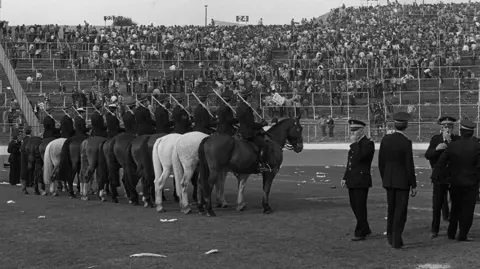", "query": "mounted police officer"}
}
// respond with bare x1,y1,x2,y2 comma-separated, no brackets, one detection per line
172,93,191,134
378,112,417,249
106,104,122,139
341,119,375,242
425,115,459,238
42,108,59,139
135,96,155,135
60,107,75,138
236,89,269,173
155,94,174,134
90,105,108,137
217,89,238,136
434,119,480,242
193,92,217,135
122,101,137,134
74,107,89,137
